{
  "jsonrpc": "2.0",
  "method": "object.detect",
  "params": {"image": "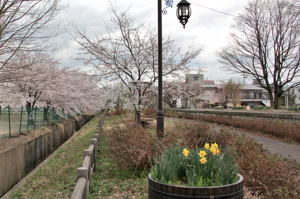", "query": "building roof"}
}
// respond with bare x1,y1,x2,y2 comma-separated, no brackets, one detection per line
202,80,215,84
189,81,268,91
241,84,264,90
201,84,223,89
